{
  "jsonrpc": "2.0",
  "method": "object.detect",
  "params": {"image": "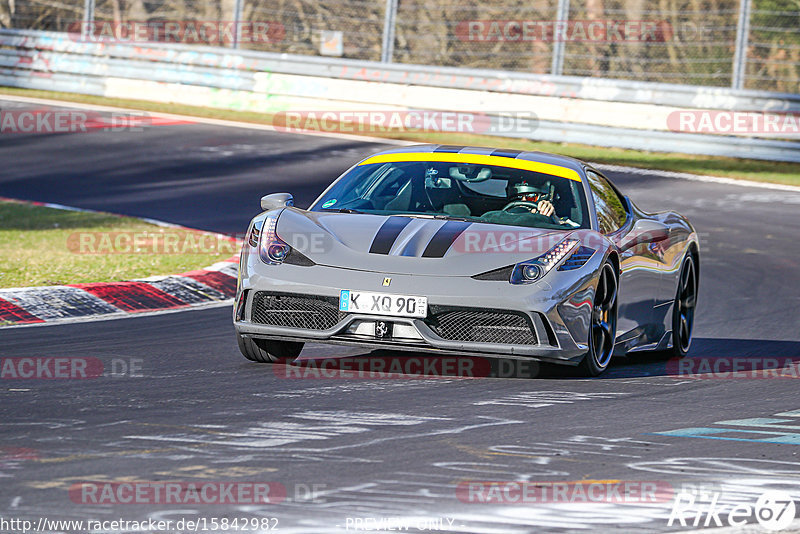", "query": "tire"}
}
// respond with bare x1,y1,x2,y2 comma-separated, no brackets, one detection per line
659,253,698,359
578,262,619,377
237,334,303,363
